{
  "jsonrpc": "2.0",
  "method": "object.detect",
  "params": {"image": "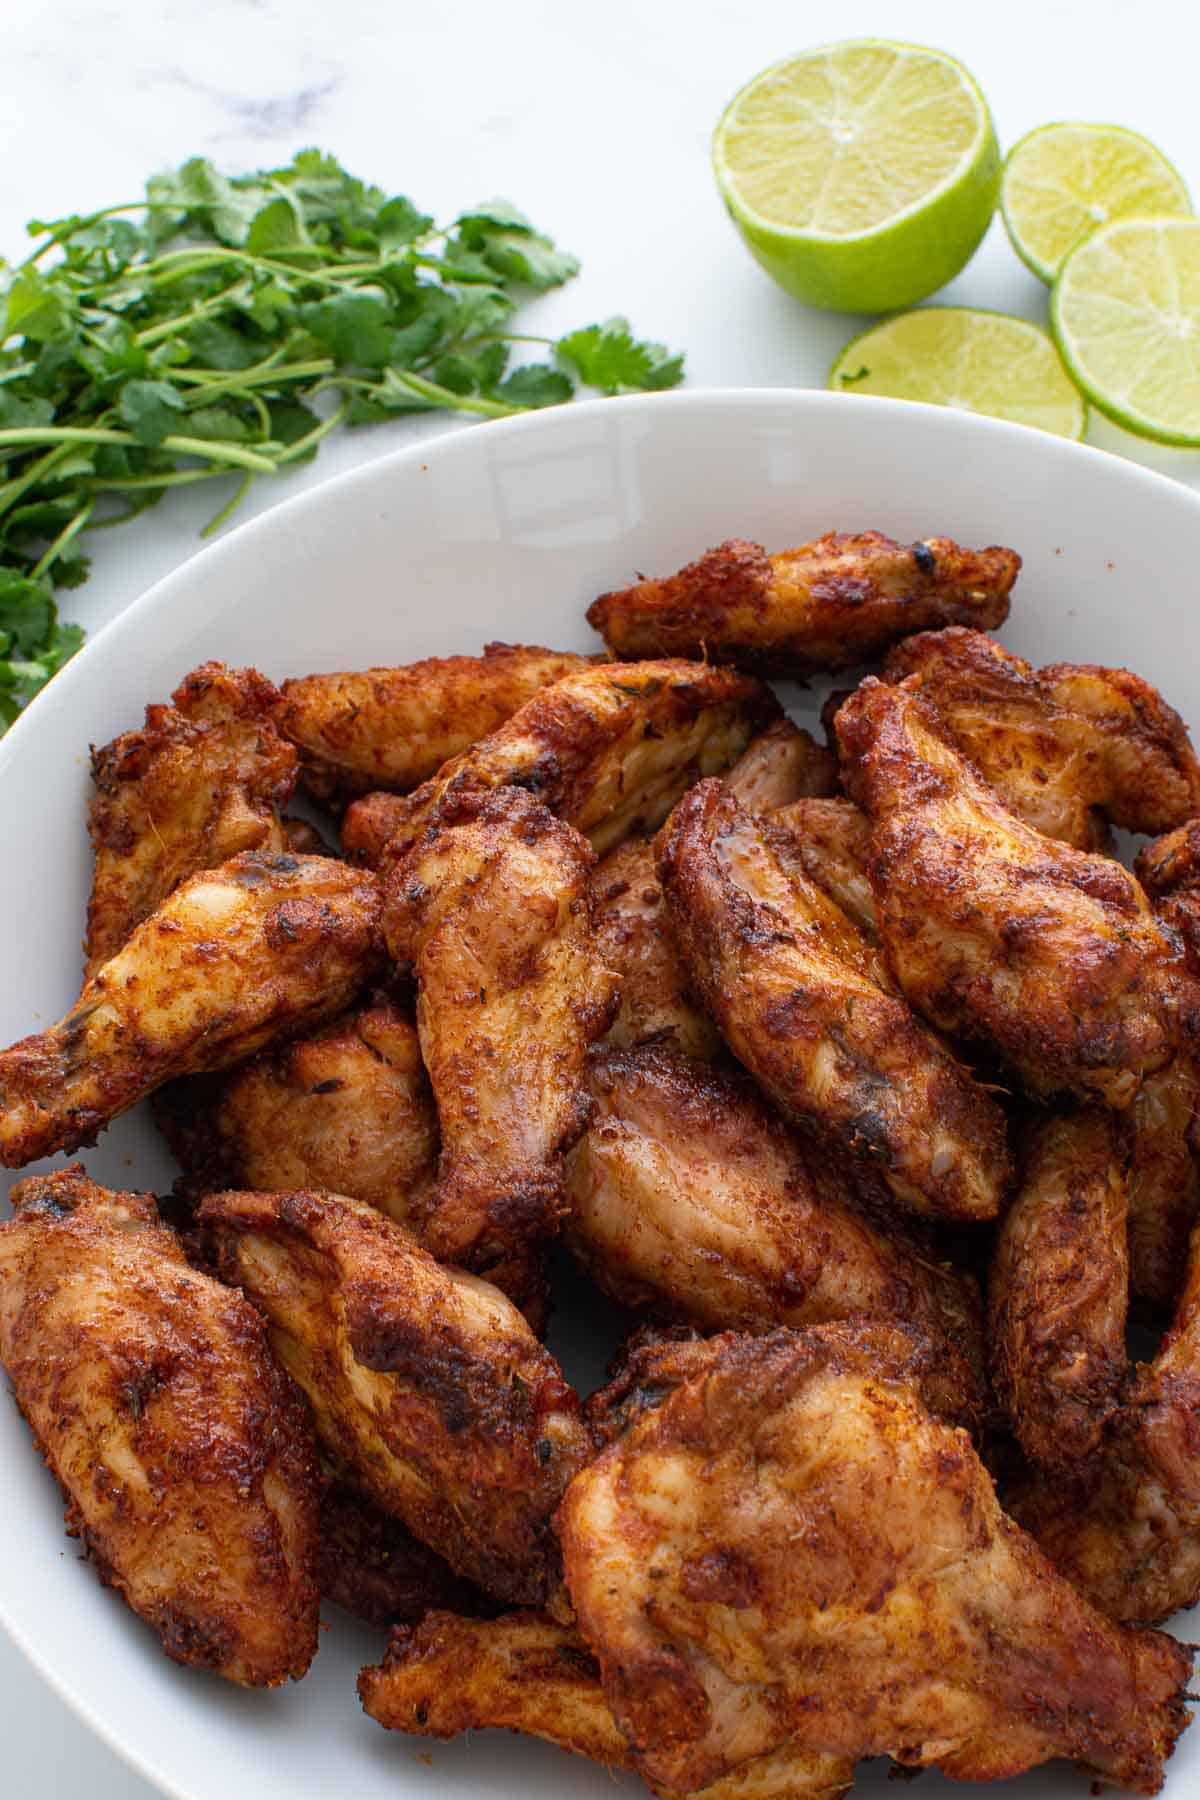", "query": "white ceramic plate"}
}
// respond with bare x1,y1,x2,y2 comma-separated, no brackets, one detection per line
2,388,1199,1800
